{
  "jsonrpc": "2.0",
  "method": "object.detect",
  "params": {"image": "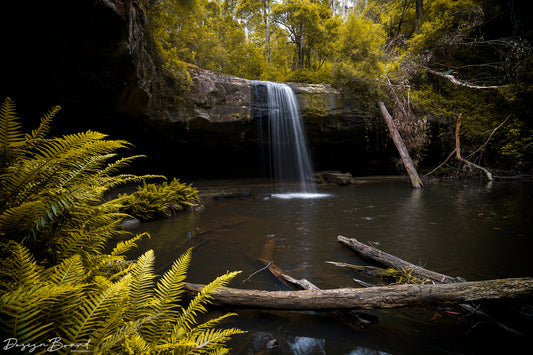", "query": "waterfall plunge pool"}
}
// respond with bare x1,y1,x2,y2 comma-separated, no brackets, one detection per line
130,178,533,354
271,192,332,199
